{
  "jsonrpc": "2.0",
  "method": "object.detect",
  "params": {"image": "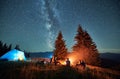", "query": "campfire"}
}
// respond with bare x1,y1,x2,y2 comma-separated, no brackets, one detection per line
59,57,77,66
59,51,84,66
59,60,66,65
